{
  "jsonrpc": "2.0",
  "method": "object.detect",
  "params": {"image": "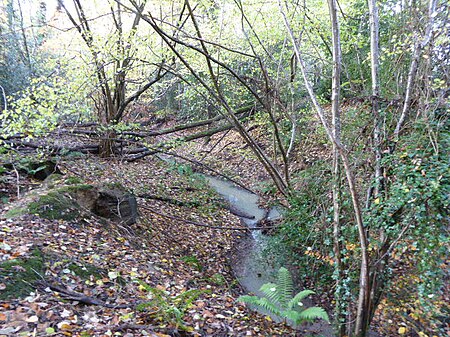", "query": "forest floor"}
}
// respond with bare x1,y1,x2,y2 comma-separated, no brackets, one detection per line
0,126,332,336
2,113,439,337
